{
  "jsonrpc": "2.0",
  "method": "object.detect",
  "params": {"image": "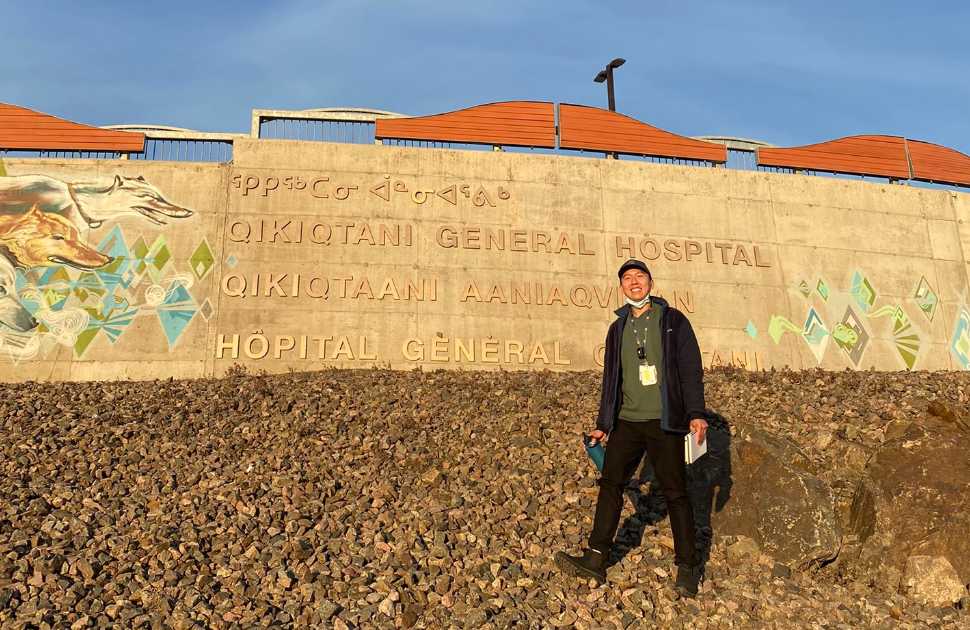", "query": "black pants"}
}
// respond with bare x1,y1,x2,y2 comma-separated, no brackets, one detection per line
589,418,700,567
